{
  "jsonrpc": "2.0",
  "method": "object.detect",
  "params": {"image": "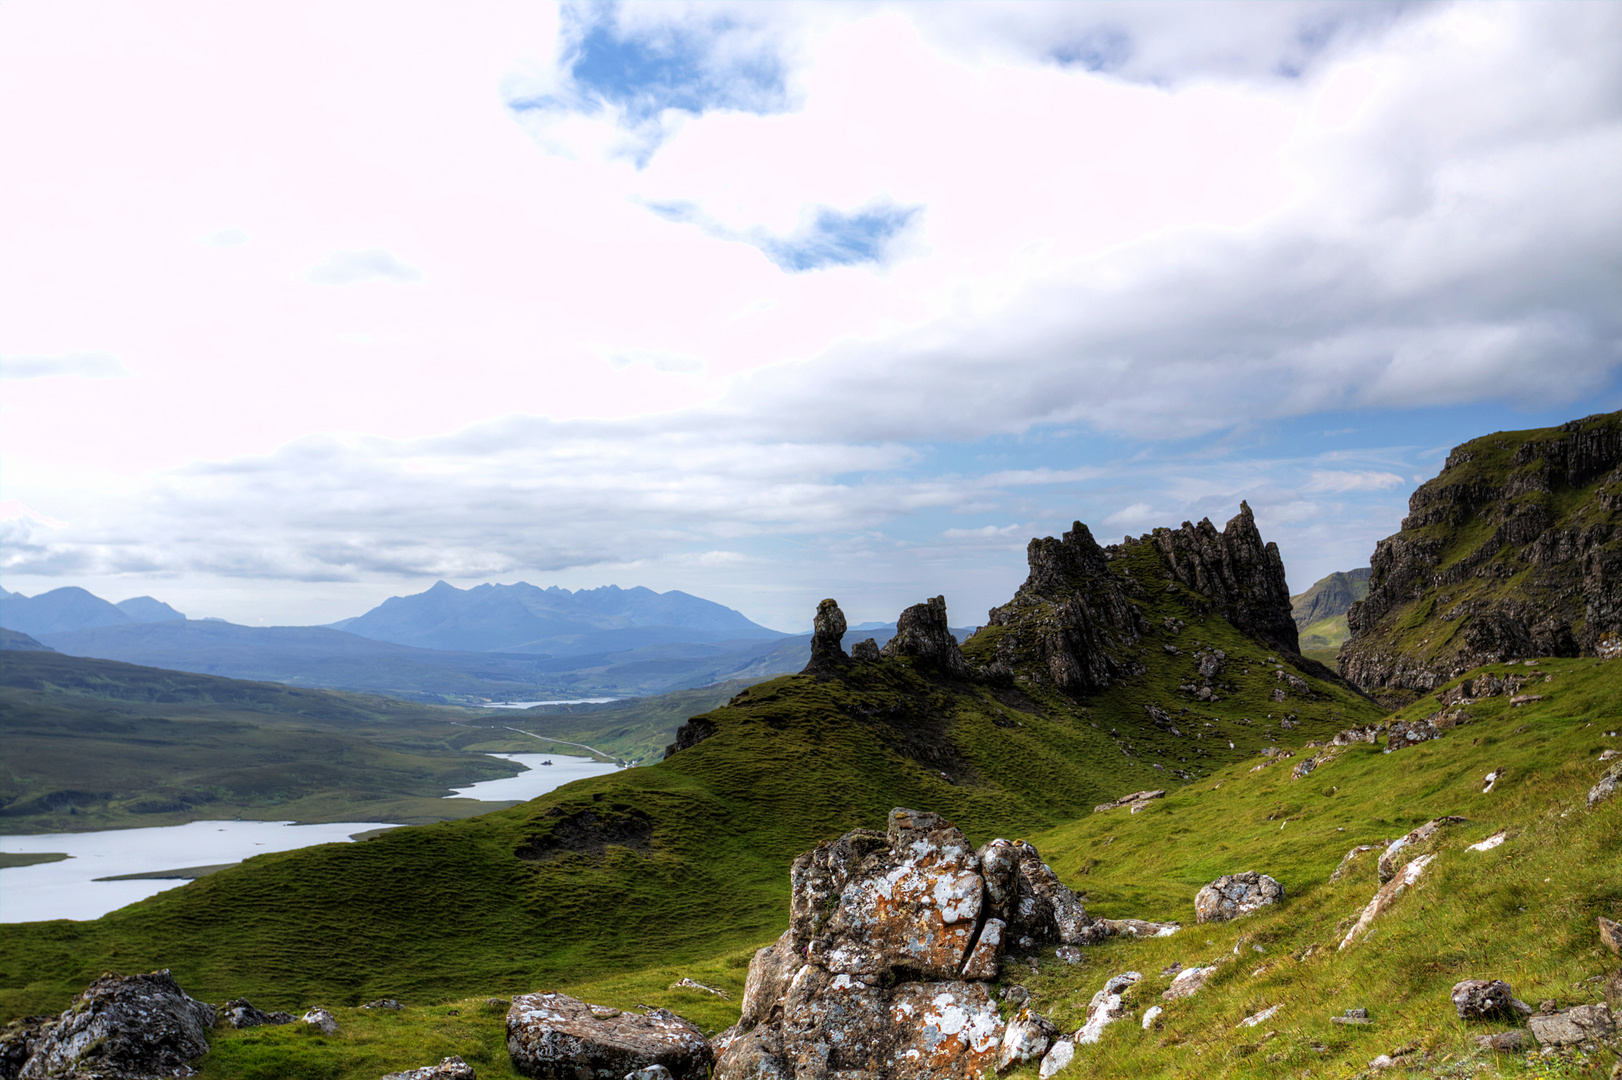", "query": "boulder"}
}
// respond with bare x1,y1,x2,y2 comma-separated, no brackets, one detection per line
220,998,294,1029
1331,726,1380,746
850,638,880,661
1193,872,1285,923
1385,718,1440,751
1474,1030,1530,1052
506,993,712,1080
1590,763,1622,808
1038,1039,1073,1079
1529,1003,1615,1047
1452,980,1516,1020
1141,1006,1163,1029
1378,818,1467,883
304,1008,340,1035
1162,966,1216,1001
1075,972,1140,1045
17,970,215,1080
381,1056,477,1080
1340,855,1434,950
996,1008,1057,1072
975,838,1097,946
